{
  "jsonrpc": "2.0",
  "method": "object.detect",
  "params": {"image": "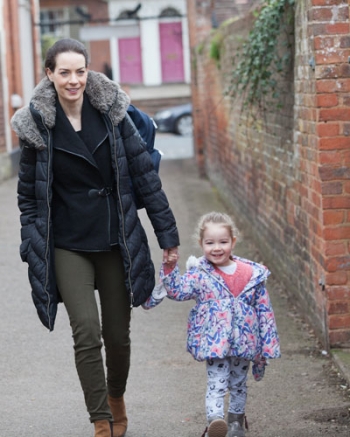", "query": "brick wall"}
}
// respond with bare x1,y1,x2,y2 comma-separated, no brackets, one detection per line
32,0,44,85
211,0,257,25
0,51,5,153
293,0,328,345
4,0,23,150
312,0,350,346
189,0,350,347
188,0,213,173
